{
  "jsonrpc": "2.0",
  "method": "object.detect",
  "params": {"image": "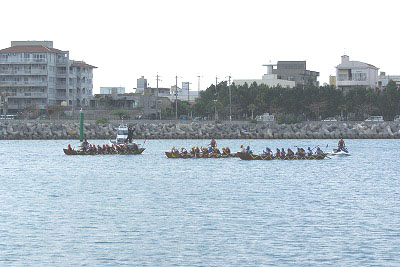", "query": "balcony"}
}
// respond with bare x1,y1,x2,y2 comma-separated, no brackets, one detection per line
336,80,370,87
56,58,68,64
0,58,47,64
9,92,47,98
0,70,47,75
0,81,48,87
55,92,67,100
